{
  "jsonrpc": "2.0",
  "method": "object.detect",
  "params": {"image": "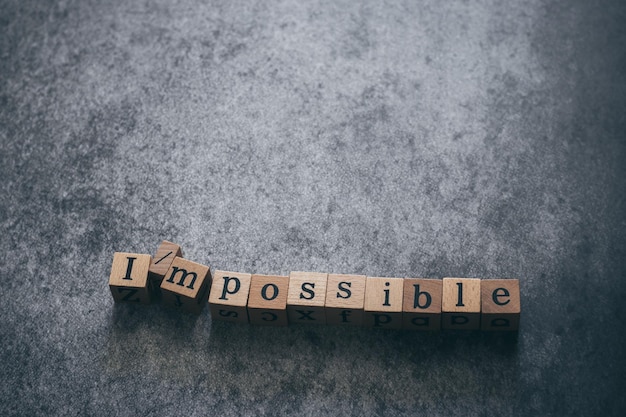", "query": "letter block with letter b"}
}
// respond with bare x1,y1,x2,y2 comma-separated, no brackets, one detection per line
287,272,328,325
148,240,183,296
247,274,289,326
481,279,520,331
325,274,366,326
442,278,481,330
364,277,404,329
209,270,252,324
109,252,152,304
402,278,442,331
161,257,212,314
